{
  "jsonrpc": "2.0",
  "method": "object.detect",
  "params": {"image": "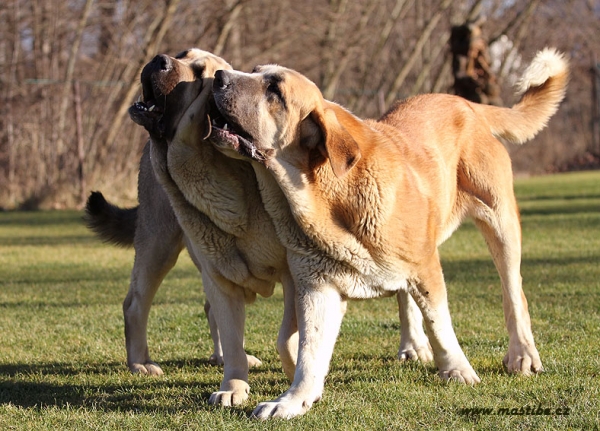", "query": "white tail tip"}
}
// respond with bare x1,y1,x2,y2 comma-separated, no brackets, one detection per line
516,48,569,94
